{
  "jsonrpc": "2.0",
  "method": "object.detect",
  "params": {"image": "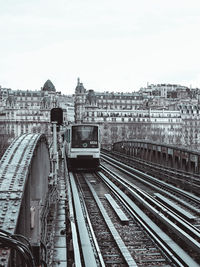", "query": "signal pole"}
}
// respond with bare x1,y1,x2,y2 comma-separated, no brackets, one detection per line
52,121,58,185
50,108,63,185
